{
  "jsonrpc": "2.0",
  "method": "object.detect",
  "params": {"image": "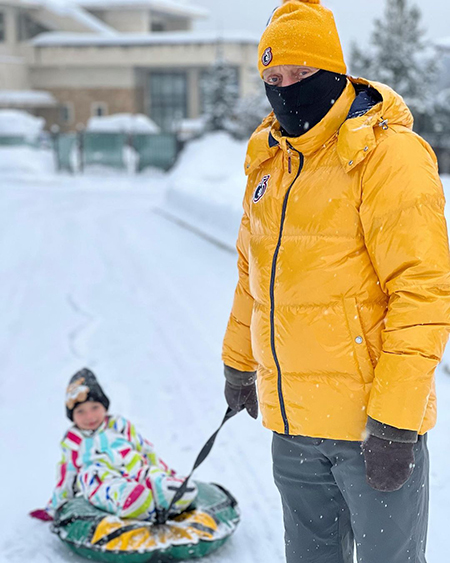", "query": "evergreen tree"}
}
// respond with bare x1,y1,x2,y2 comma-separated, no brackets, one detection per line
350,0,436,134
202,51,240,133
